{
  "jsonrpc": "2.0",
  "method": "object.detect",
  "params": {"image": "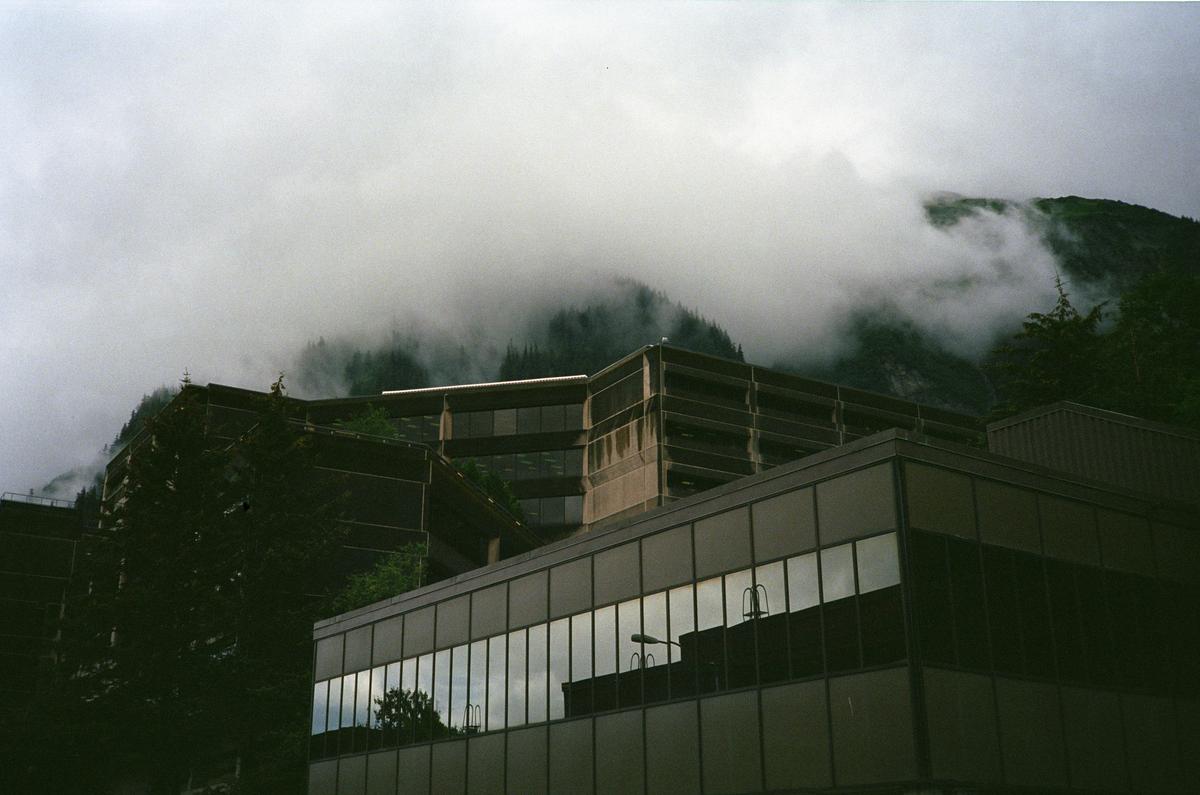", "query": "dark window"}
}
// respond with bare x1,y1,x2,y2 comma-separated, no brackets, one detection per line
470,410,494,438
564,448,583,476
1014,552,1054,678
563,495,583,526
983,546,1023,675
517,407,540,434
540,404,564,433
1105,571,1147,690
859,585,904,666
948,539,988,669
564,404,584,429
911,532,954,665
787,553,823,677
1076,567,1114,686
1047,561,1087,682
